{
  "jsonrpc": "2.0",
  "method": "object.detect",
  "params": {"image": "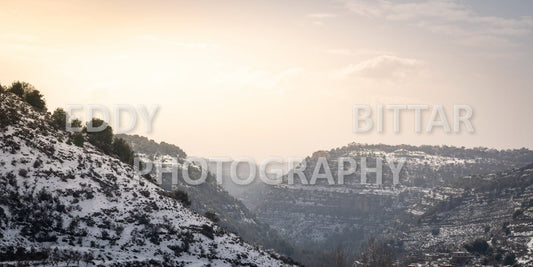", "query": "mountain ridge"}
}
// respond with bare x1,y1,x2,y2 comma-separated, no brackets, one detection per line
115,133,295,256
254,142,533,265
0,91,297,266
